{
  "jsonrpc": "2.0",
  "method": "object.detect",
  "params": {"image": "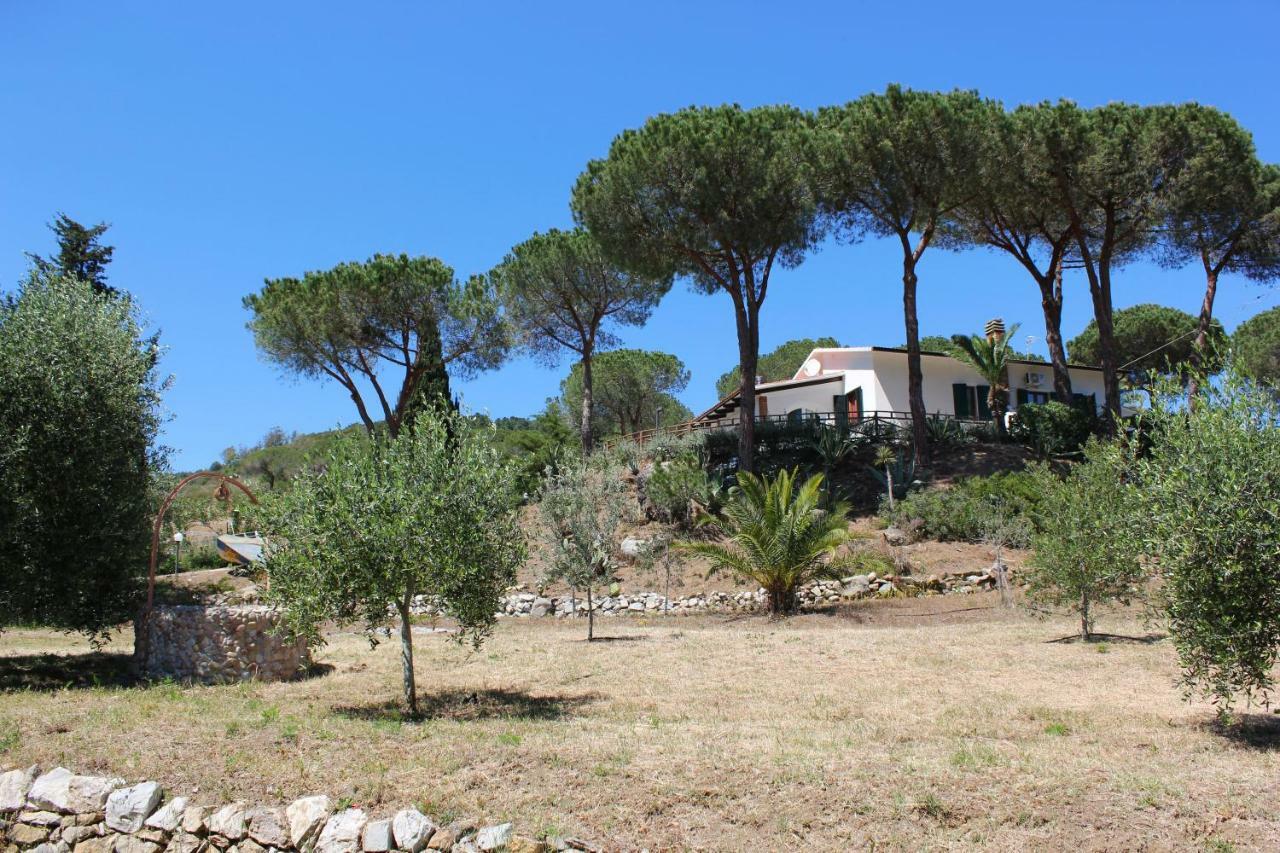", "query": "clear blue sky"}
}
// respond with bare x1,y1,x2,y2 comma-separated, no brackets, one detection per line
3,2,1278,469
